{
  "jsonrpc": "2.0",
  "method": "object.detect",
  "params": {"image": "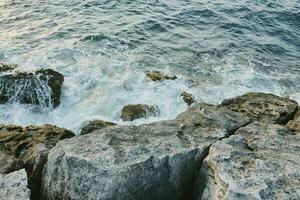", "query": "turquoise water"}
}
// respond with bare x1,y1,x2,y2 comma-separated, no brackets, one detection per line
0,0,300,133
